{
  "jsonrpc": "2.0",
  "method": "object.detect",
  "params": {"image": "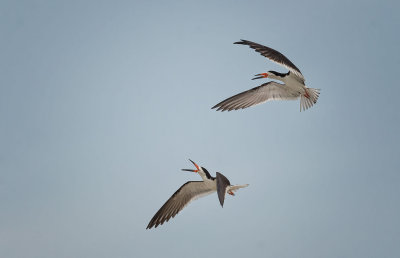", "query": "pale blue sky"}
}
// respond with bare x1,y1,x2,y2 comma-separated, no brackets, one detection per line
1,1,399,257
